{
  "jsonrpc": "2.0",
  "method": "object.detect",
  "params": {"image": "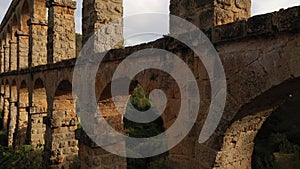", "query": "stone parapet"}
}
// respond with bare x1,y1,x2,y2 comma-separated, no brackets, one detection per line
212,6,300,43
170,0,251,32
